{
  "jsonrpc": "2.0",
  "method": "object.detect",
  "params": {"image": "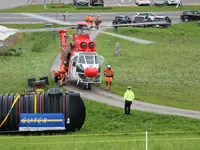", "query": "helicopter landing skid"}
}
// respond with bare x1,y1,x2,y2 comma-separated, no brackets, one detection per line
83,83,91,90
77,79,91,90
